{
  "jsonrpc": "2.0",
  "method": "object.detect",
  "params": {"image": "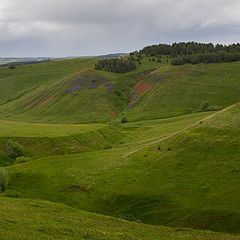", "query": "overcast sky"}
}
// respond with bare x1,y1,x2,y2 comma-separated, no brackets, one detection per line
0,0,240,57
